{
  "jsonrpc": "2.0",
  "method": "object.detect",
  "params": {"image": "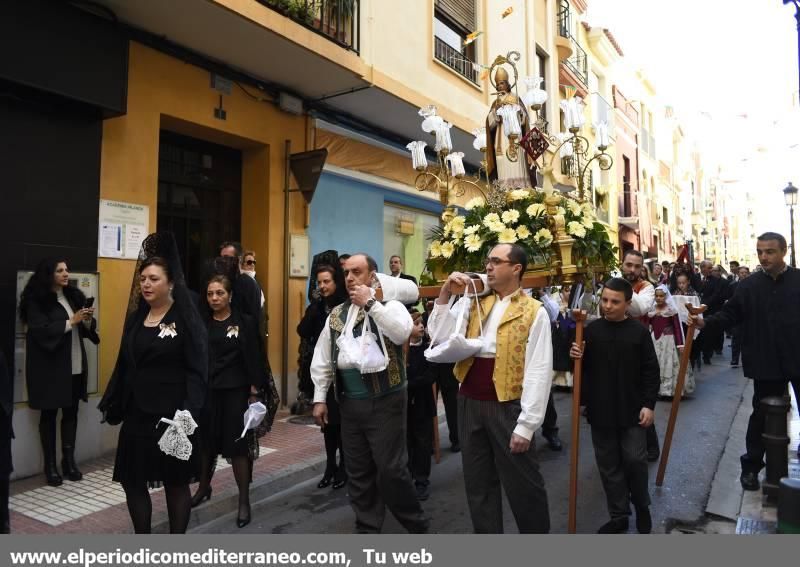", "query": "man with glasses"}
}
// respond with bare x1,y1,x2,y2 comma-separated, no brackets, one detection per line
219,242,265,335
428,243,552,533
